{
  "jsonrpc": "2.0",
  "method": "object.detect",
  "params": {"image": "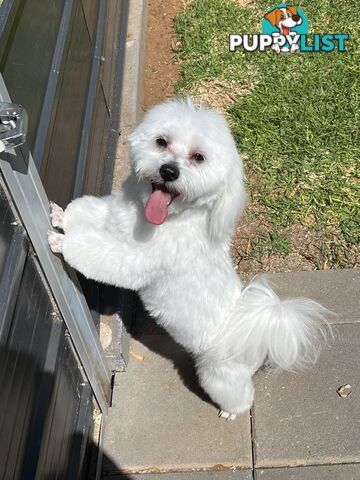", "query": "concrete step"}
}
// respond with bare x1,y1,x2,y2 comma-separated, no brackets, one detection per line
102,269,360,479
102,335,252,477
